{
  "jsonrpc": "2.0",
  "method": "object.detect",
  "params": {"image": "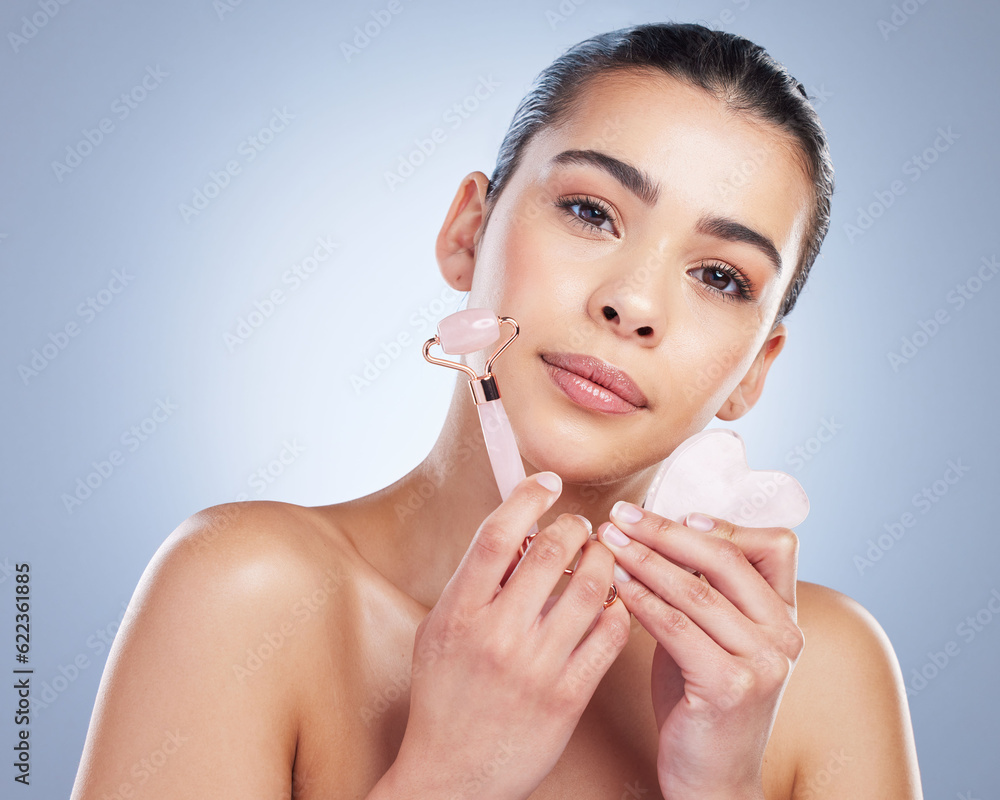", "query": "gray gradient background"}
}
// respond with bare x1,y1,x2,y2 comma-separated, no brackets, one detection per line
2,0,997,797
